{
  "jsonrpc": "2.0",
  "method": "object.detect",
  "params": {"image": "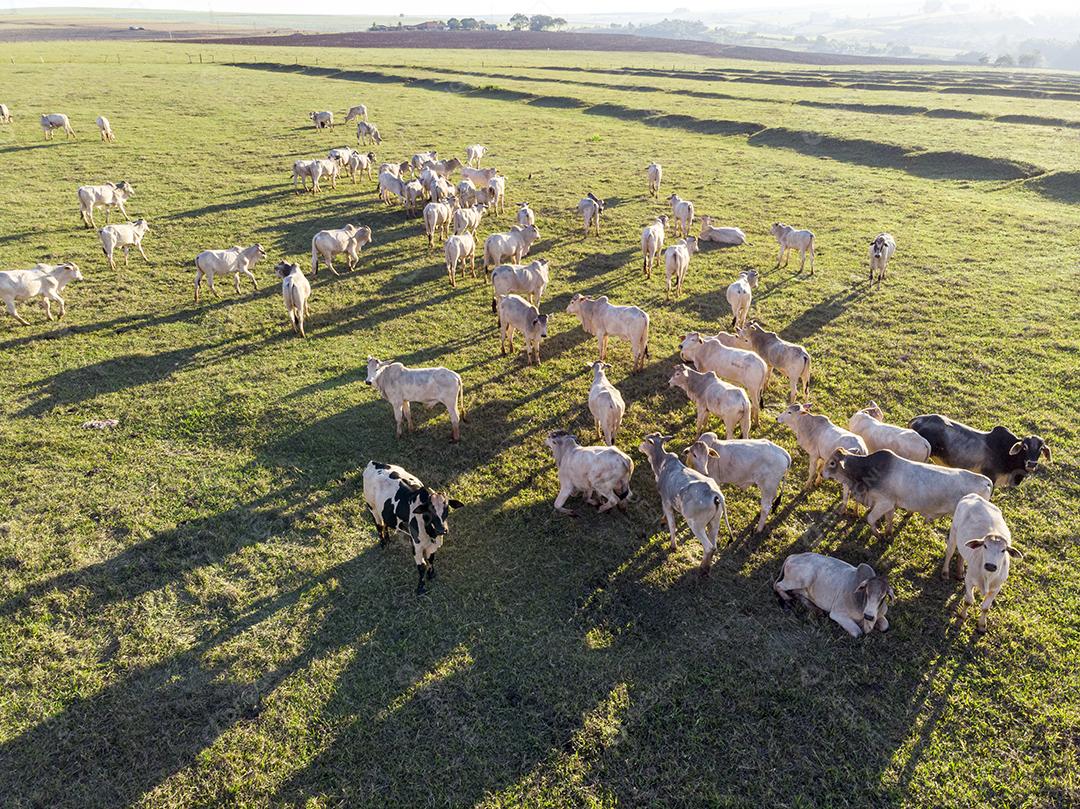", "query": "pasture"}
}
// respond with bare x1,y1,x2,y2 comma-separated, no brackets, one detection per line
0,41,1078,807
